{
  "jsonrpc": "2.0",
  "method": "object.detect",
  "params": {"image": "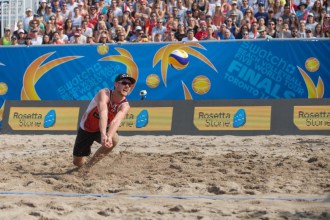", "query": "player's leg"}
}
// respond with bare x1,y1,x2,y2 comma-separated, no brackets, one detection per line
85,132,119,168
72,128,97,167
